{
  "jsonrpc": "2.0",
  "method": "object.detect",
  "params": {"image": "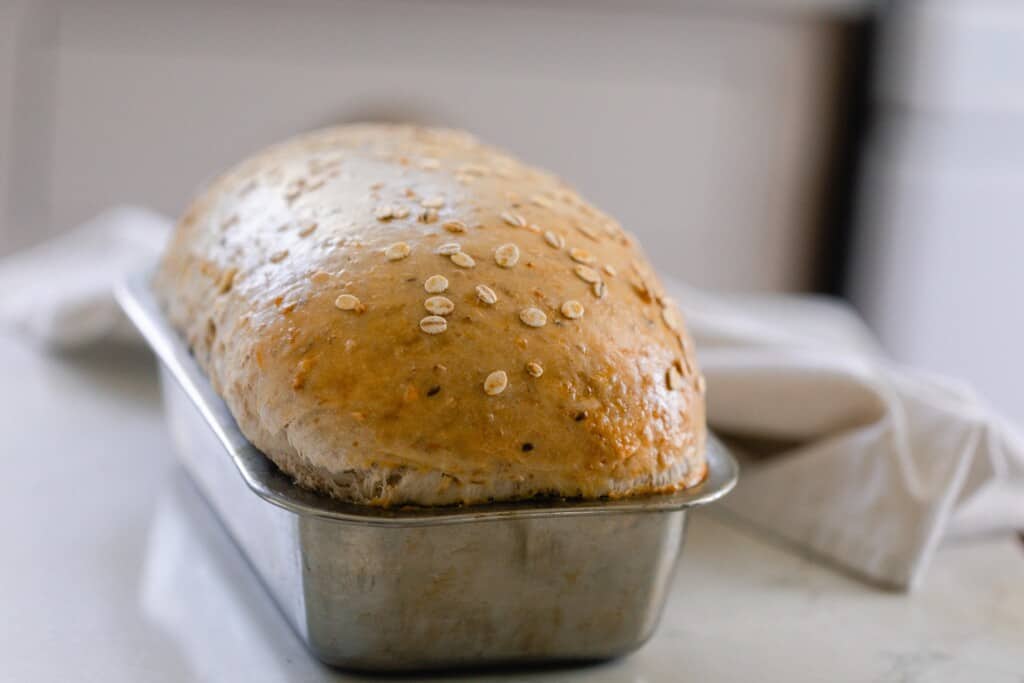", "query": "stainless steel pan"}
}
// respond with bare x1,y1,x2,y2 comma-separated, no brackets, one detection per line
117,271,737,671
